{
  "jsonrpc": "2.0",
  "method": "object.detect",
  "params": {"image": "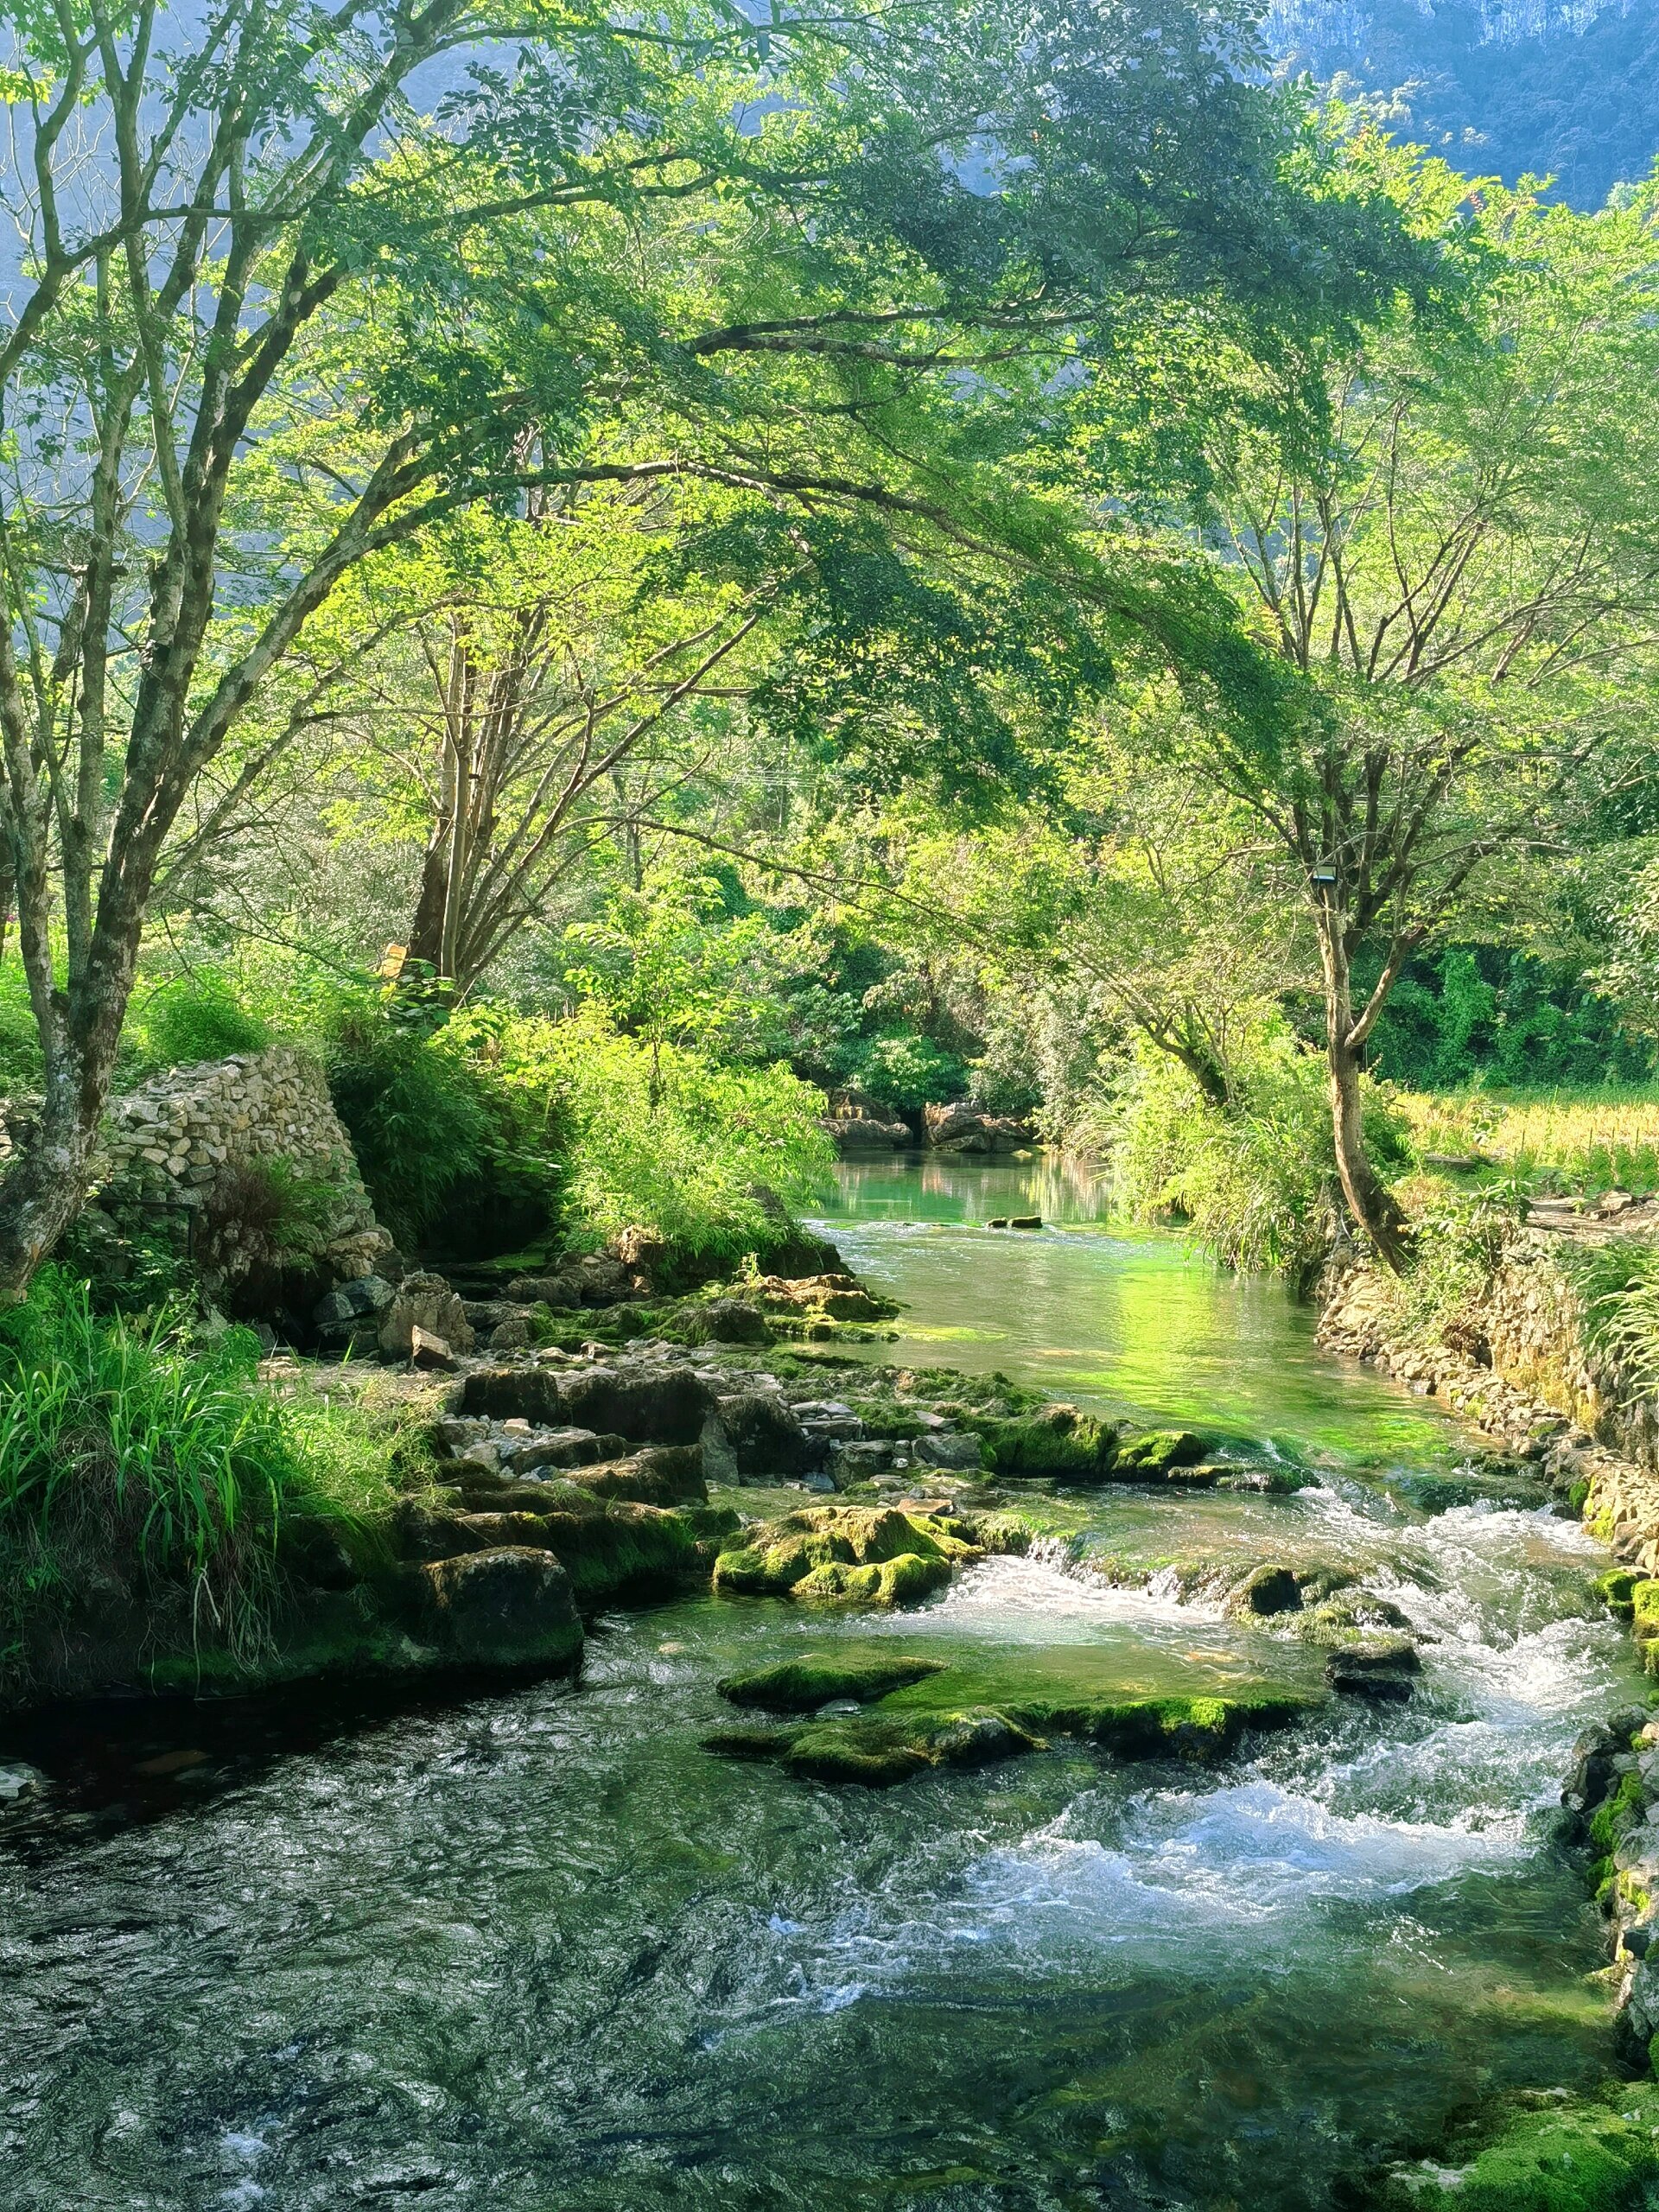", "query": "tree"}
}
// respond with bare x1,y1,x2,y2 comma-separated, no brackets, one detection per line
1144,159,1659,1262
0,0,1433,1296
